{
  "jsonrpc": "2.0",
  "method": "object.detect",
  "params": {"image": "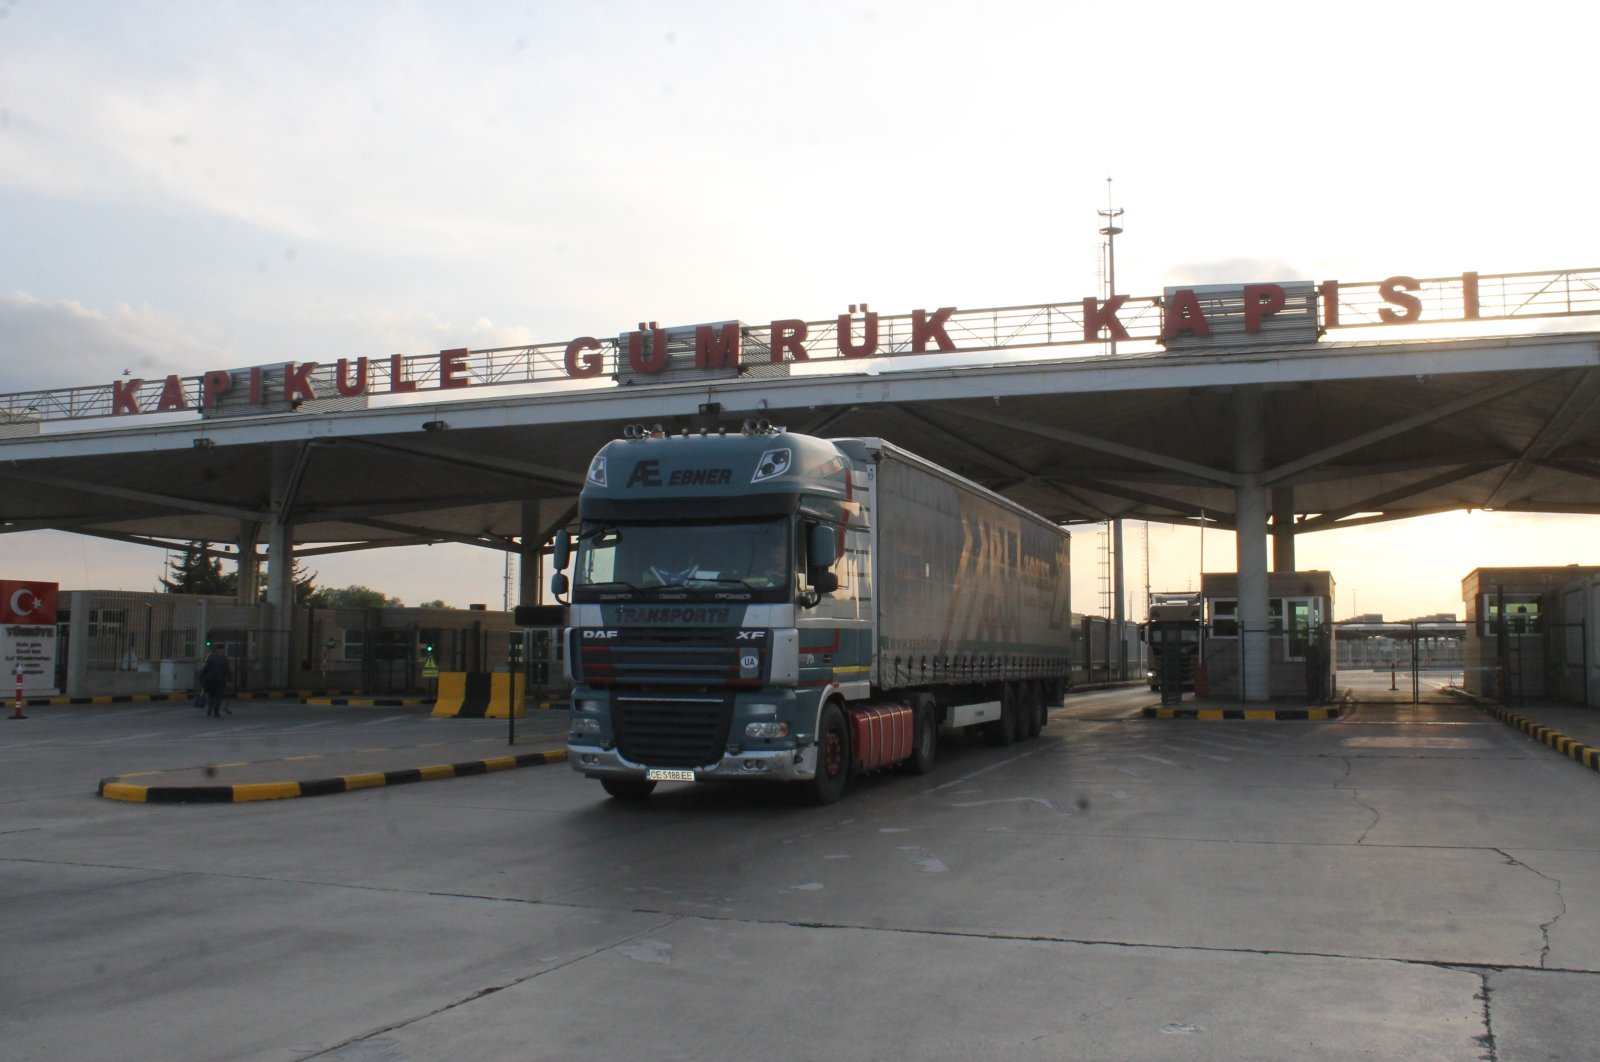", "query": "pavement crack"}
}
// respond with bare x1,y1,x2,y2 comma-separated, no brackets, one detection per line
1473,971,1498,1061
1338,758,1381,844
1493,849,1567,968
295,915,684,1059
